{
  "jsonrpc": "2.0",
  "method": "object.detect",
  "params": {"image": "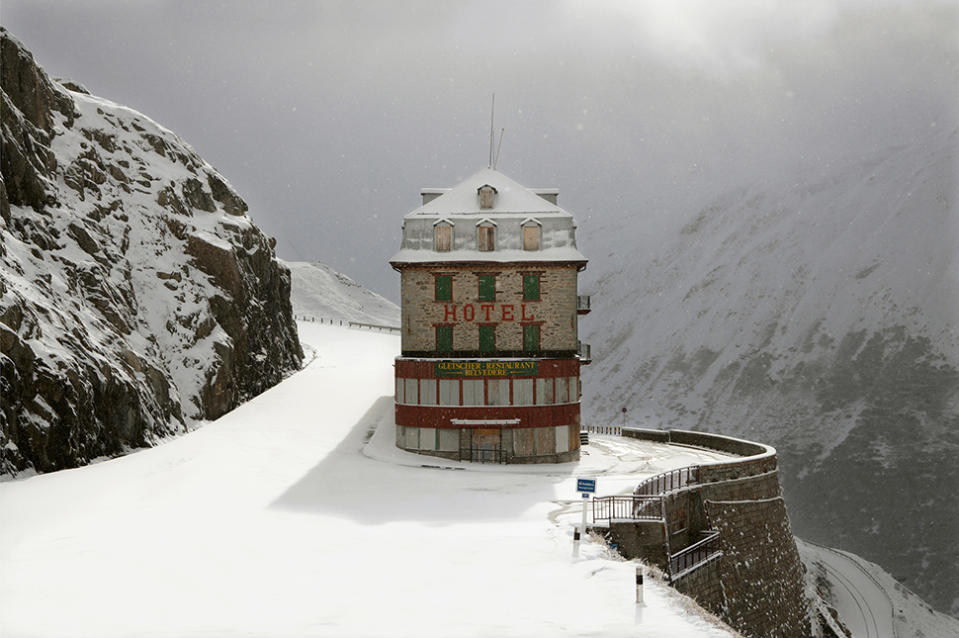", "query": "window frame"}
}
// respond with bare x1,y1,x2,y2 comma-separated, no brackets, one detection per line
435,324,454,352
478,324,496,353
522,224,541,251
477,274,496,302
434,274,453,301
477,223,496,252
522,273,541,301
434,222,452,252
